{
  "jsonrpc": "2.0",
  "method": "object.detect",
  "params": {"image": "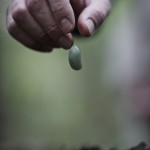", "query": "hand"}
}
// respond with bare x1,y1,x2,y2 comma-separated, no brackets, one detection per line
6,0,111,52
71,0,111,36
